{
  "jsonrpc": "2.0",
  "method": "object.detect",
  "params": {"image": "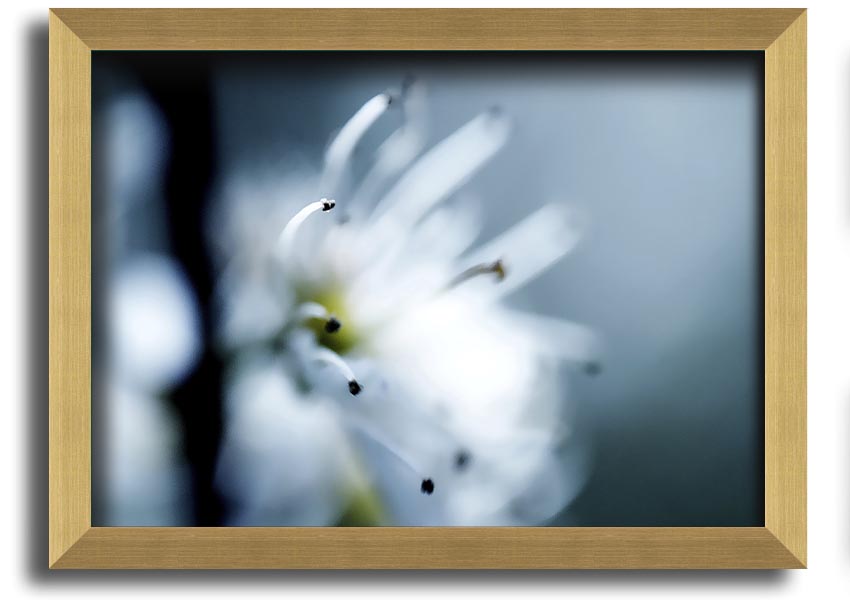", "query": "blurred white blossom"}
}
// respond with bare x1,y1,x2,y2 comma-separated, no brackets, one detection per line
103,94,169,208
105,251,200,528
103,379,191,526
101,92,196,526
110,255,202,393
212,84,596,525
